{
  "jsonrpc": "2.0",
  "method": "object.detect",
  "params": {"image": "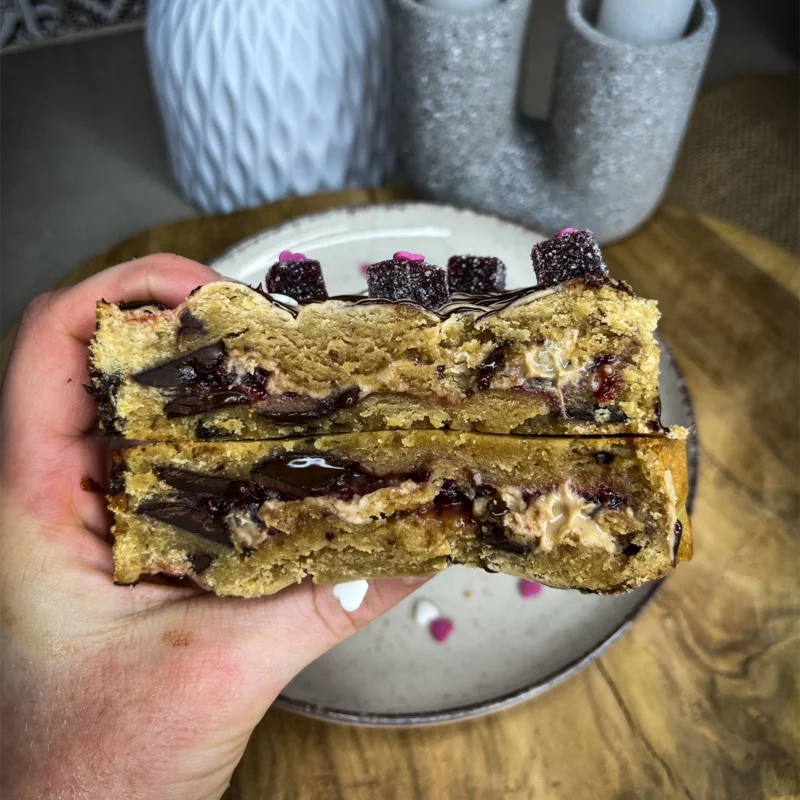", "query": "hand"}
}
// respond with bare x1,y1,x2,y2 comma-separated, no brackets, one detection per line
0,255,427,800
